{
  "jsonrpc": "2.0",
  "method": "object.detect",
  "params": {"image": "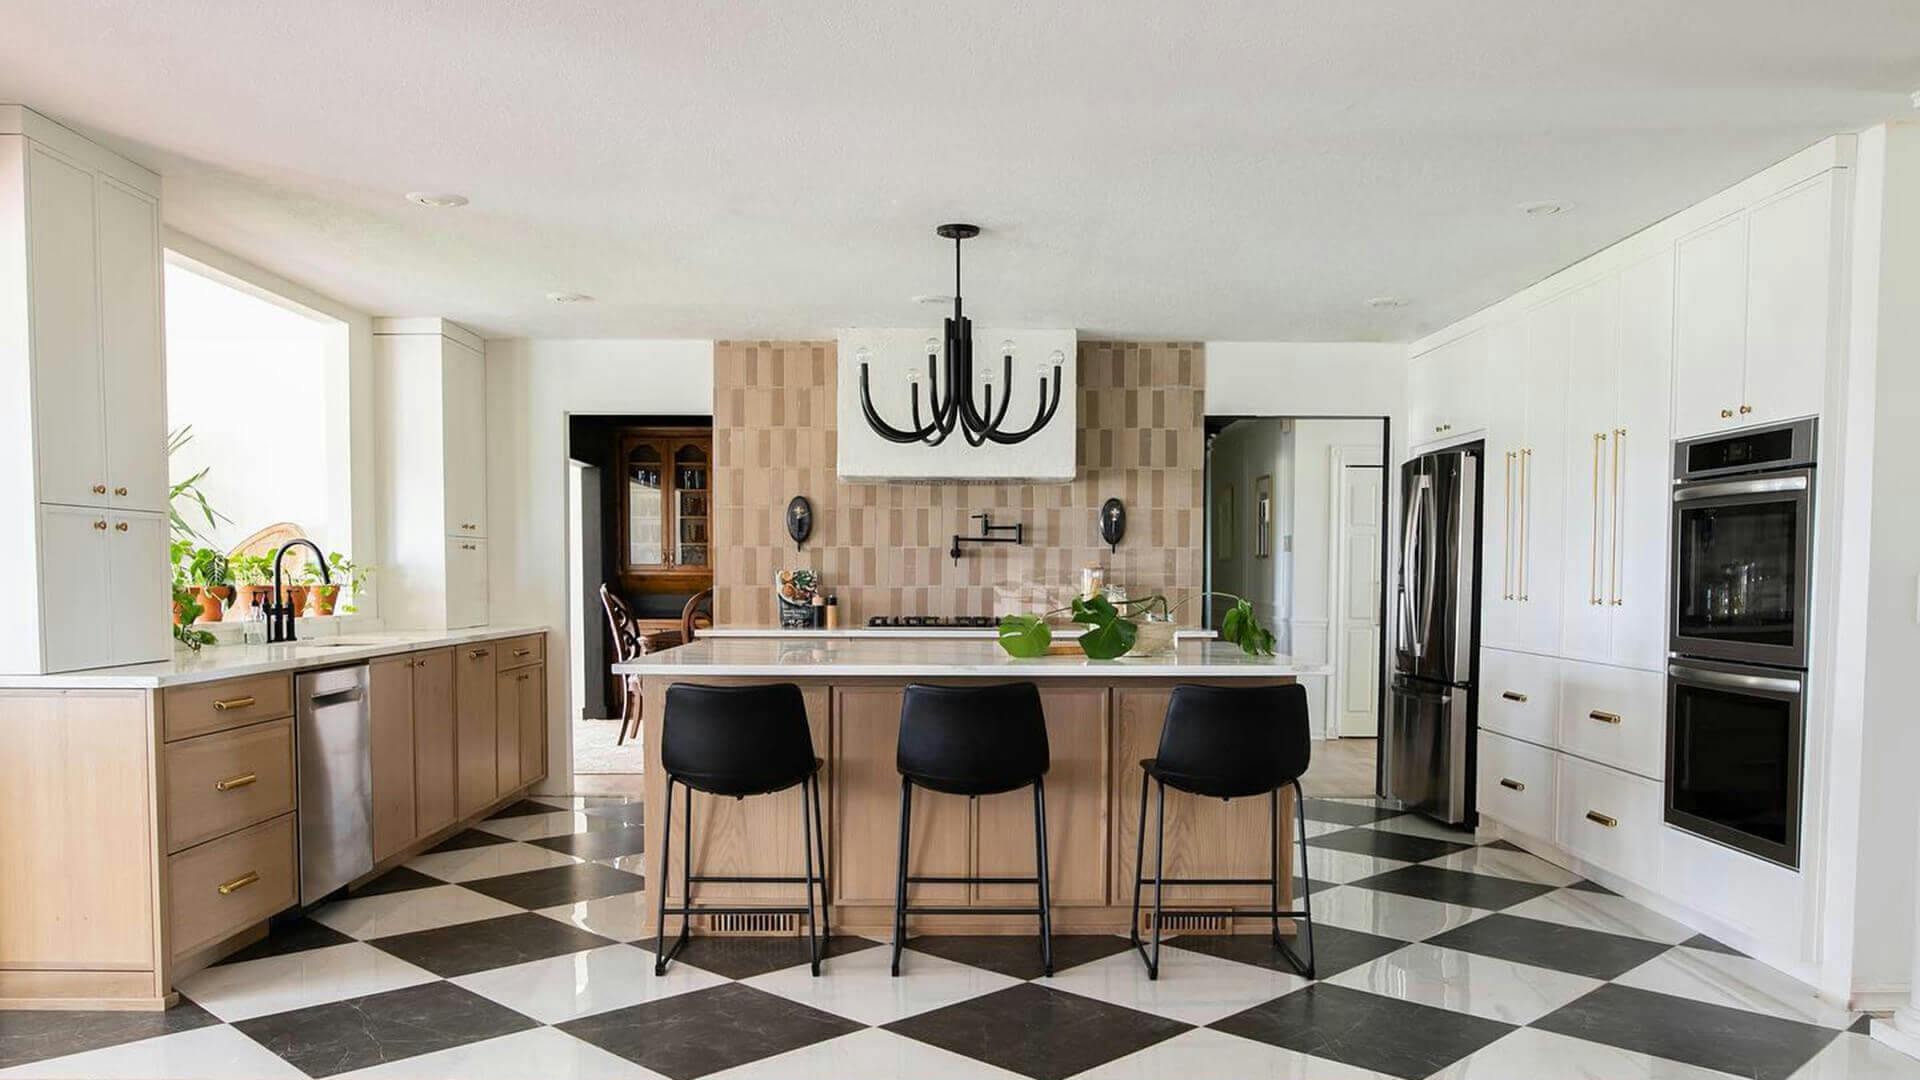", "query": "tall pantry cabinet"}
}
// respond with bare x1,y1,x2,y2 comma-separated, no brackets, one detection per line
0,106,170,674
